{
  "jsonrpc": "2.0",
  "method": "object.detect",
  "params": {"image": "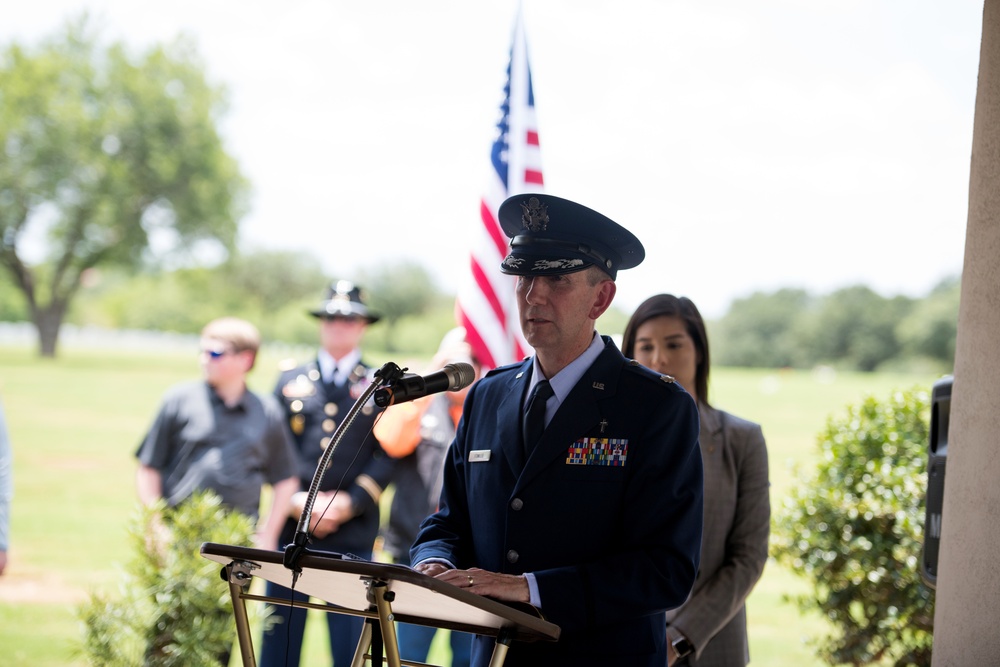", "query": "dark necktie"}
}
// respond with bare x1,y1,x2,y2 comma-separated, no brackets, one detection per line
323,370,346,400
522,380,554,457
